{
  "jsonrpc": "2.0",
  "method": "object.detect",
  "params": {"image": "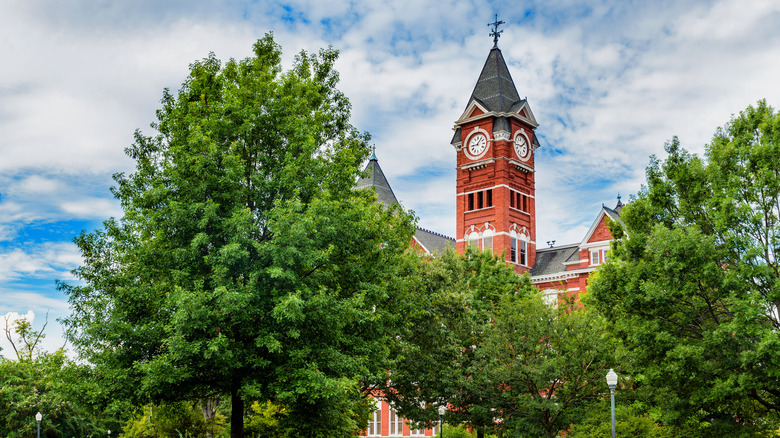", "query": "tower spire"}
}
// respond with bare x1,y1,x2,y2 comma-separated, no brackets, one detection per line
488,15,505,48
